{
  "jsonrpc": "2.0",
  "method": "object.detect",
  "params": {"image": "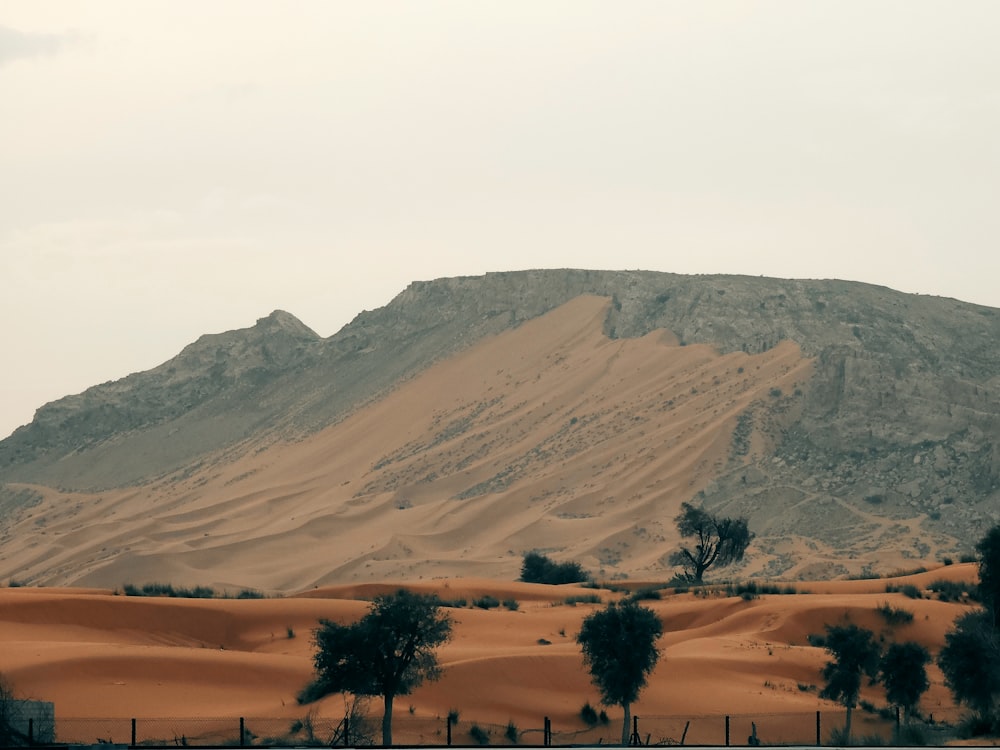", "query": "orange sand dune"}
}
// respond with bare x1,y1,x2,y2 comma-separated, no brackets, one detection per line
0,566,981,745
